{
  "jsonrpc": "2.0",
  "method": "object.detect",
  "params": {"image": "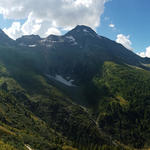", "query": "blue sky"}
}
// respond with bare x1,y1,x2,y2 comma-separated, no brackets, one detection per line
98,0,150,54
0,0,149,56
0,15,25,29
